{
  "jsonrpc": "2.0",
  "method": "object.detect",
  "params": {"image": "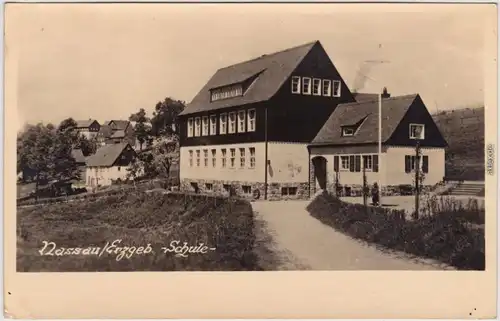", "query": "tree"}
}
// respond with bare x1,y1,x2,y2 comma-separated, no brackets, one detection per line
129,109,151,122
77,135,98,156
131,108,151,151
150,97,185,138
